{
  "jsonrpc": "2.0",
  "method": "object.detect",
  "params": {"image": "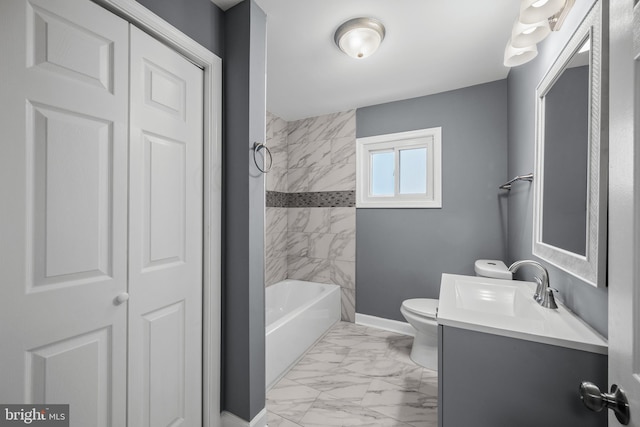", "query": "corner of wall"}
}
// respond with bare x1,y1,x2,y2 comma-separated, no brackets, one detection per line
222,0,267,419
